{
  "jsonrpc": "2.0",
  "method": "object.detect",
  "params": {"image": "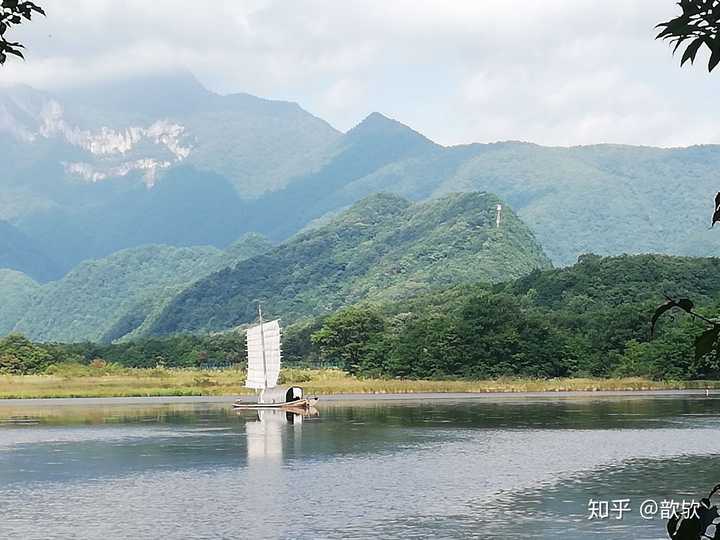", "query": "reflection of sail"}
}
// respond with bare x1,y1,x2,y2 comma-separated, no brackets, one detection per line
243,408,317,462
245,320,281,390
246,410,285,462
